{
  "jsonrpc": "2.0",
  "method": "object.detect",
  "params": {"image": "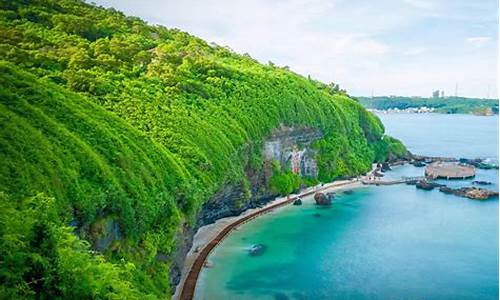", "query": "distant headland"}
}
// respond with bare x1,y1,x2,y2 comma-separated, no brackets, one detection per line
356,96,499,115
